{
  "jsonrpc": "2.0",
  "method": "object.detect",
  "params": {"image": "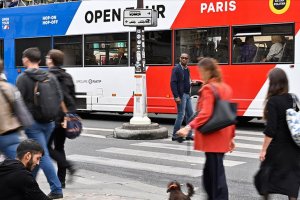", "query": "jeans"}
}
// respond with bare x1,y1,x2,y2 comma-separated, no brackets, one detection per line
173,93,193,138
0,132,20,159
25,122,62,195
